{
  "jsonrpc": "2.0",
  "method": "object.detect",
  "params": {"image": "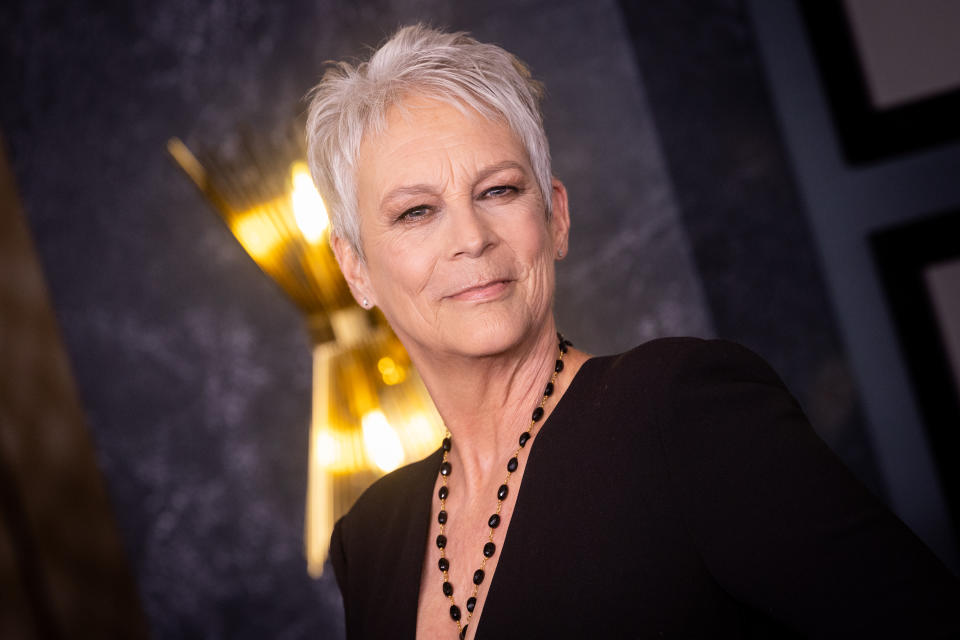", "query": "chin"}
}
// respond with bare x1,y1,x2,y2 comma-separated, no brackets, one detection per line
438,313,544,359
386,295,551,361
